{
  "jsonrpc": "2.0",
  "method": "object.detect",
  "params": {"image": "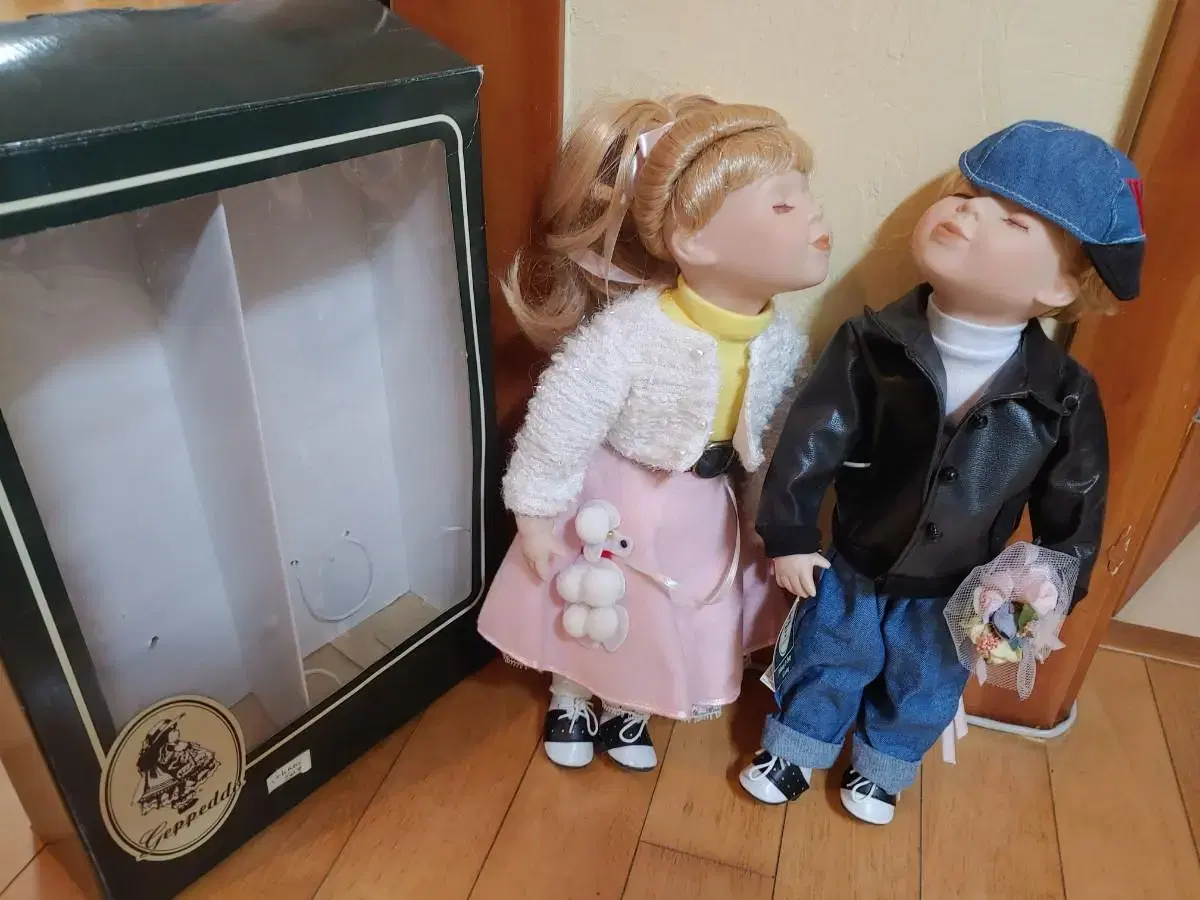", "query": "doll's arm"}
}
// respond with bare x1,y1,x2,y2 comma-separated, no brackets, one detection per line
1028,376,1109,611
755,321,866,559
502,309,633,519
